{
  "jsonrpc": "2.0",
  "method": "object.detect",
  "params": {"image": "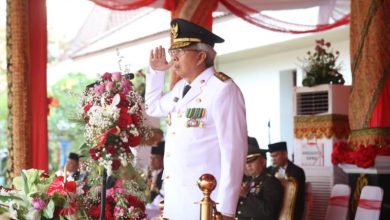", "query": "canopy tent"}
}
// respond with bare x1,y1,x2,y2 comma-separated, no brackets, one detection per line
90,0,350,33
